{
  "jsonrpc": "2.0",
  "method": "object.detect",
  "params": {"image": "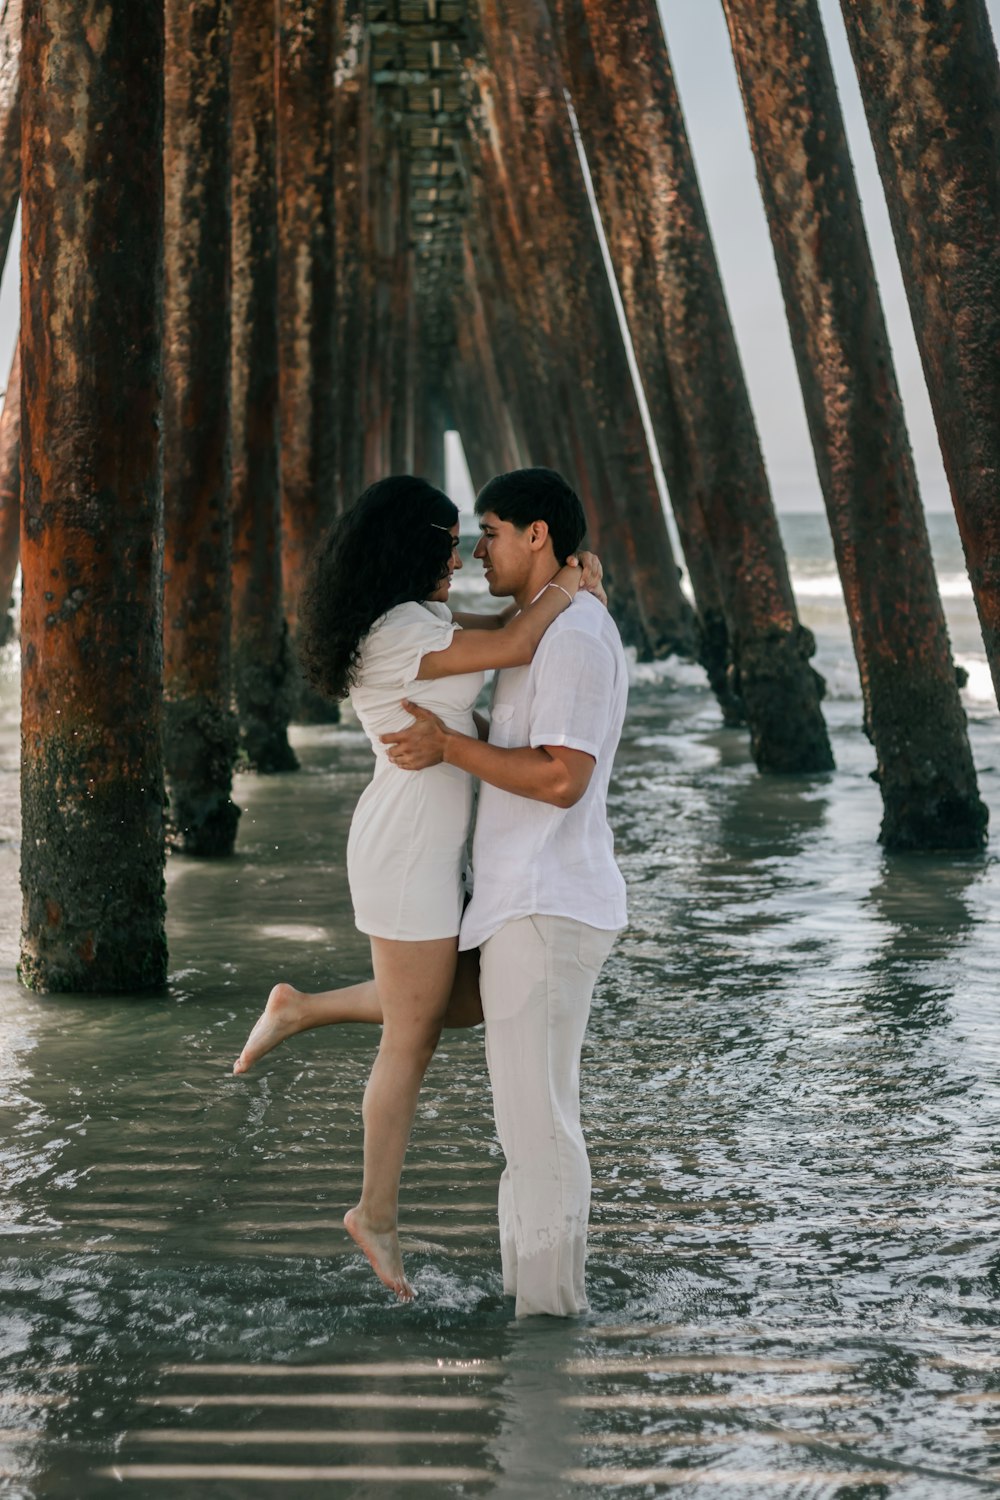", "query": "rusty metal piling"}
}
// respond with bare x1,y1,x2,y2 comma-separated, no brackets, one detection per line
462,61,647,640
450,231,524,486
0,338,19,646
839,0,1000,711
277,0,339,714
333,0,367,507
163,0,241,856
0,0,20,273
469,0,695,659
230,0,297,772
557,0,832,769
20,0,167,991
722,0,986,848
553,0,741,721
459,133,573,483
